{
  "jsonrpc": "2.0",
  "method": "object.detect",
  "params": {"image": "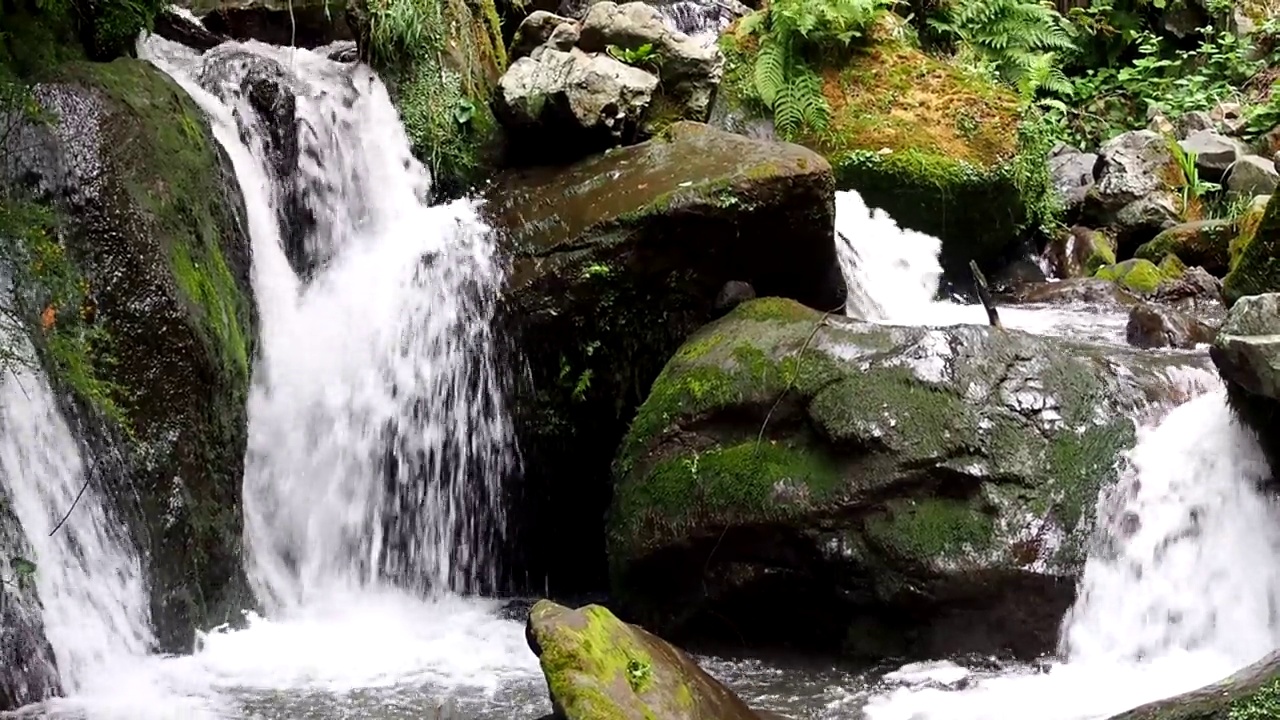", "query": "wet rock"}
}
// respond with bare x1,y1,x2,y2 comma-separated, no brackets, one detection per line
1107,651,1280,719
1154,265,1226,323
0,496,59,709
154,6,228,51
315,39,358,62
1094,258,1178,296
1211,293,1280,473
526,600,778,720
14,60,256,653
610,298,1211,662
489,122,842,594
1224,189,1280,304
1178,129,1245,181
1007,278,1139,310
179,0,354,47
1226,154,1280,197
1040,226,1116,280
1088,131,1181,244
1125,302,1216,349
1048,150,1098,212
1134,218,1236,276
